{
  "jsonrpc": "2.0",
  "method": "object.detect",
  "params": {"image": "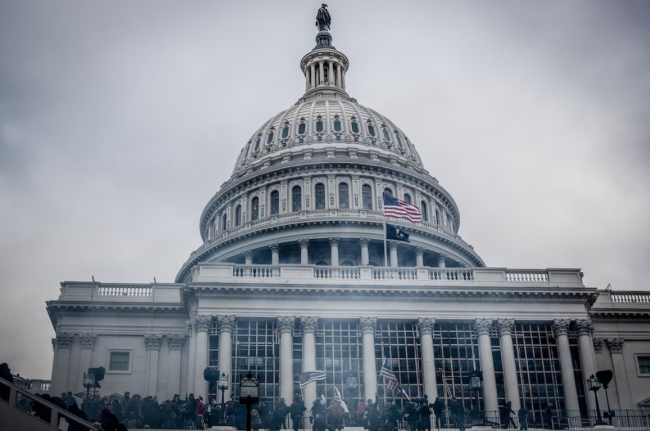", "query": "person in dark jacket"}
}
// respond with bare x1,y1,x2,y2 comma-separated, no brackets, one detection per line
100,407,119,431
67,402,89,431
450,398,465,431
501,402,516,429
518,405,529,430
290,398,306,431
311,399,327,431
417,402,431,431
431,398,445,430
0,363,14,402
